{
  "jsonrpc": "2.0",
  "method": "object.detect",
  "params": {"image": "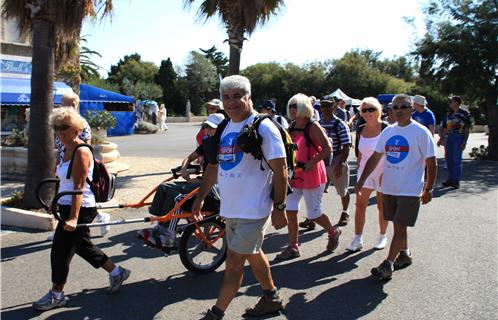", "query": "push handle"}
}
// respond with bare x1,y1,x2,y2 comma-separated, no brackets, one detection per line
36,178,60,211
171,164,202,179
50,190,82,222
